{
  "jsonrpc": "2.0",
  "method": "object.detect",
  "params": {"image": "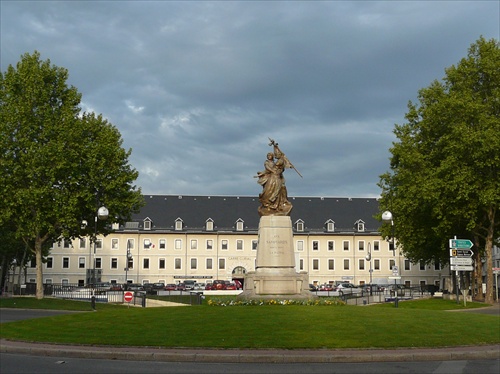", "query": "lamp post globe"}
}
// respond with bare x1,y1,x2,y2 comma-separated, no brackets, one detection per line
381,210,393,222
97,206,109,220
